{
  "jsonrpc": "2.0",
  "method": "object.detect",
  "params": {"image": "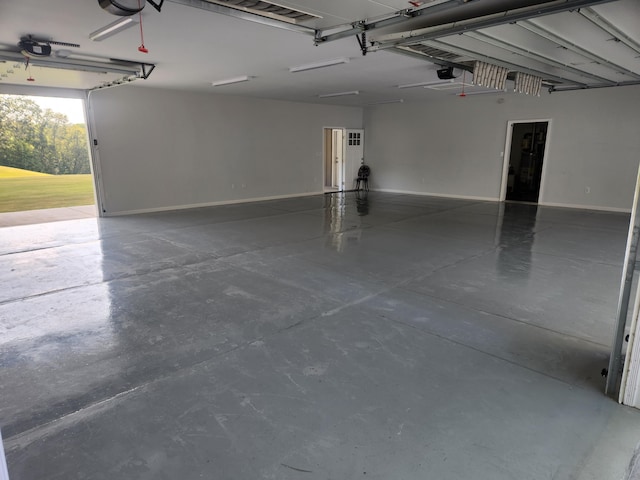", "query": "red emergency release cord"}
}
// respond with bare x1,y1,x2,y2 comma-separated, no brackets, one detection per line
138,0,148,53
